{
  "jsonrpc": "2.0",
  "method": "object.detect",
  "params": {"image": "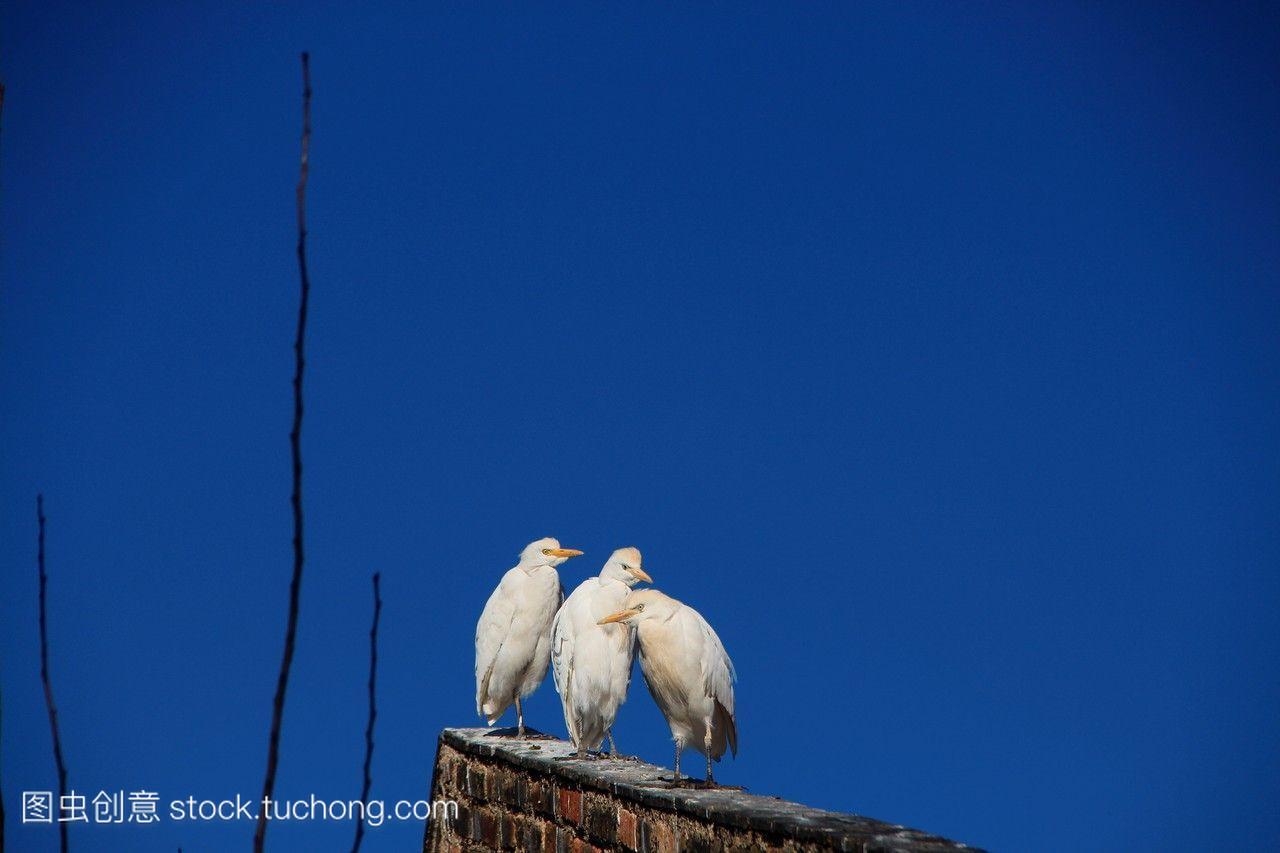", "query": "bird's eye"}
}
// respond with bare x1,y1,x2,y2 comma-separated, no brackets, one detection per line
636,604,645,612
542,548,552,556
